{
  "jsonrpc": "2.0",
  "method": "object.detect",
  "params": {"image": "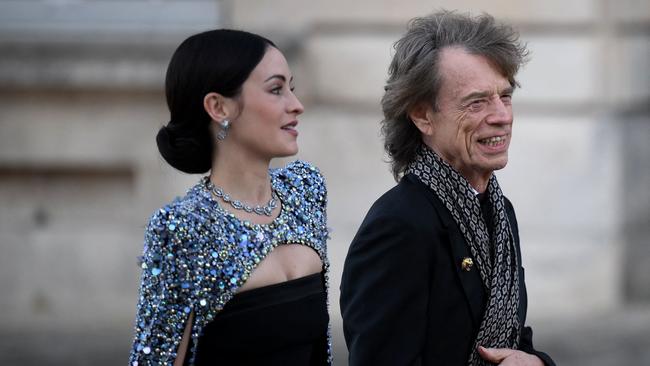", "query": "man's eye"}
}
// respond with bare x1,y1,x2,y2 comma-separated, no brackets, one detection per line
500,95,512,104
468,100,485,111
